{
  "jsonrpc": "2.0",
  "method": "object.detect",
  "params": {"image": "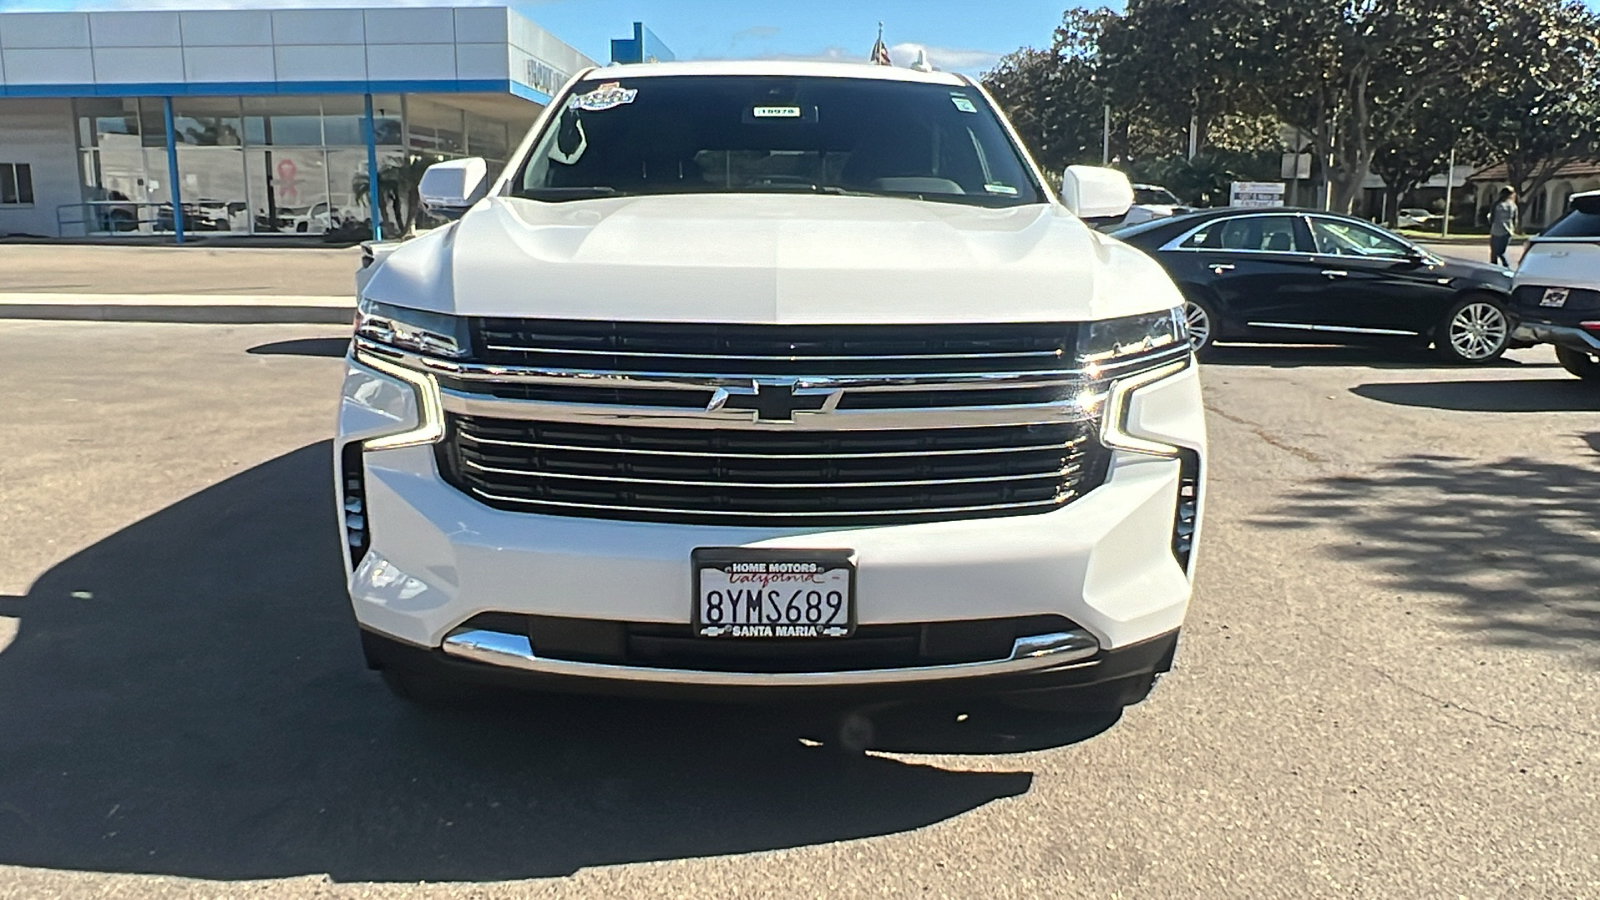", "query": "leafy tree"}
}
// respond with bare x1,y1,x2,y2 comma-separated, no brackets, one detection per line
1098,0,1266,157
981,9,1116,176
1370,92,1458,227
1461,0,1600,203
